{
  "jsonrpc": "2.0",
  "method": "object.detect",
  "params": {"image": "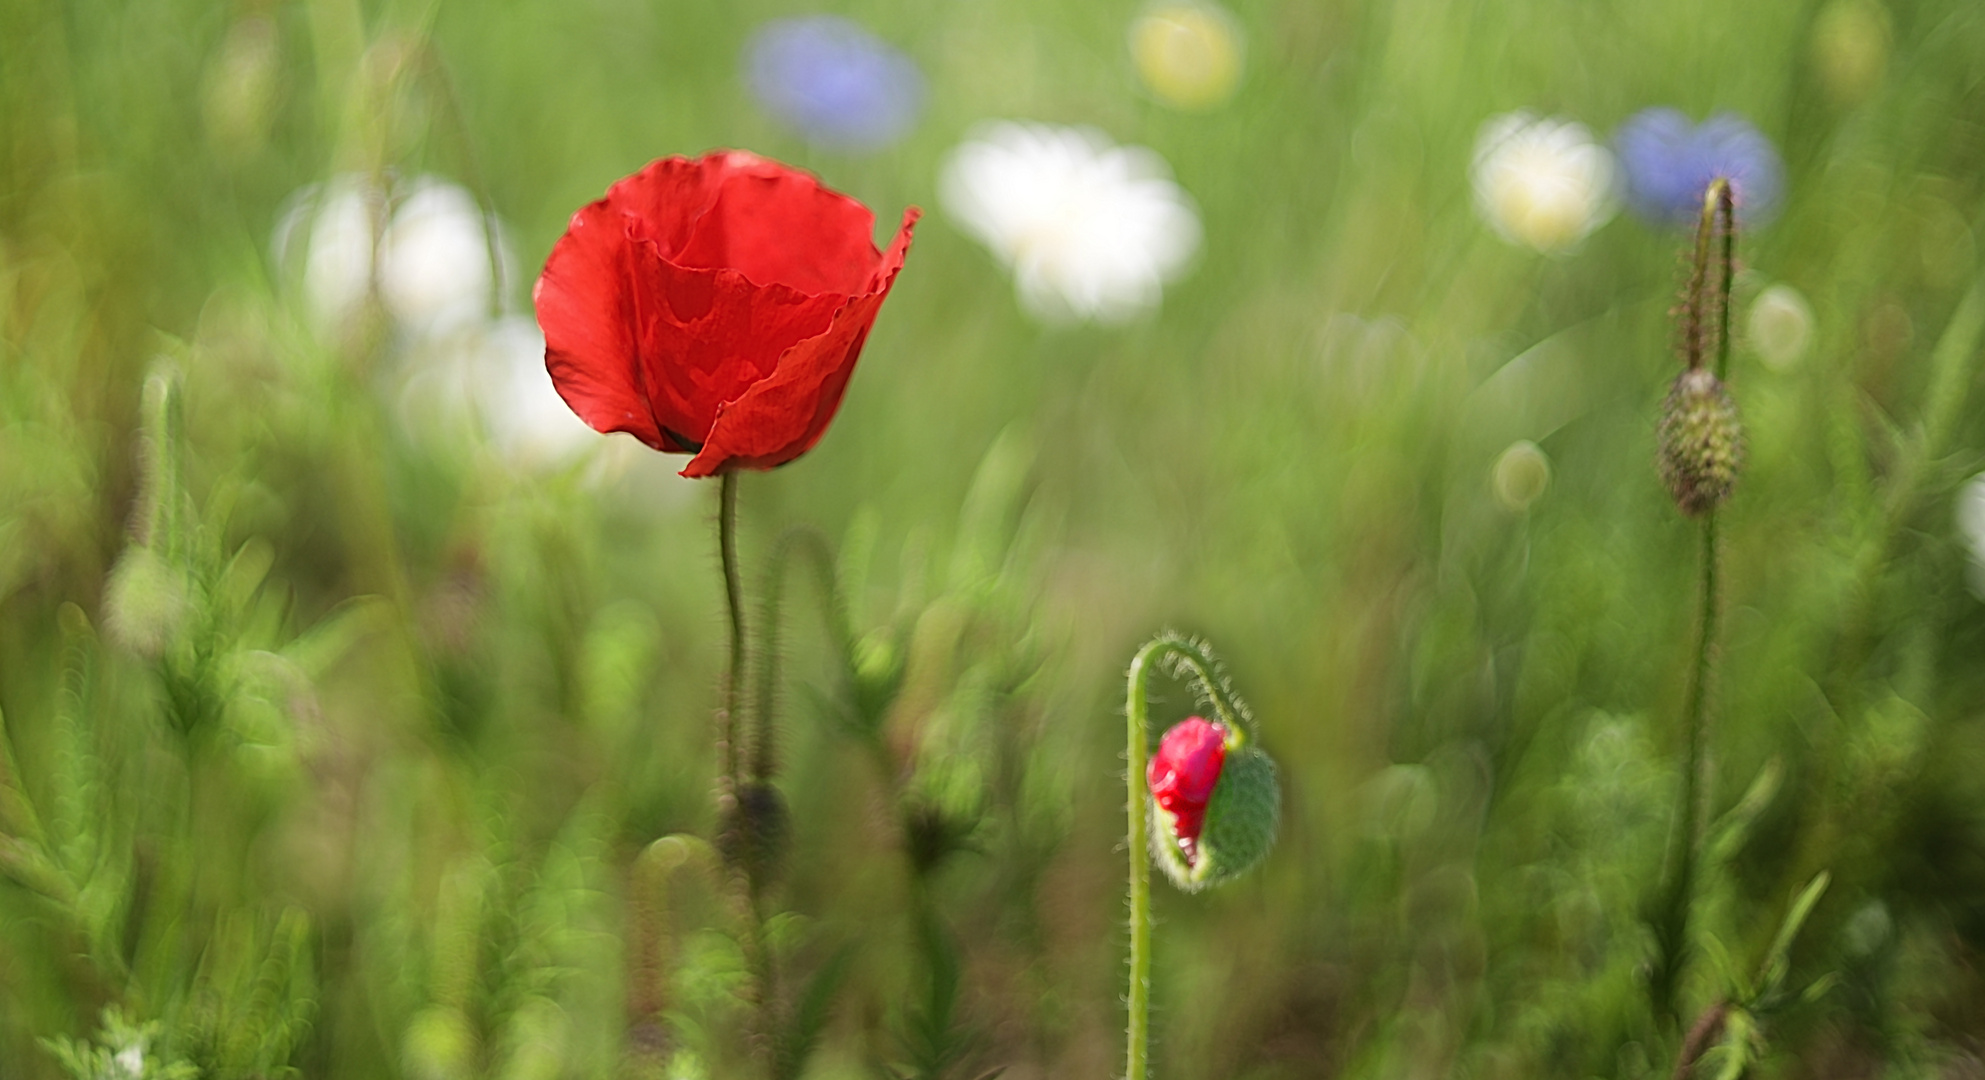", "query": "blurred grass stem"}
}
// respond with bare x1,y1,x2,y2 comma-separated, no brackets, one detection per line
753,527,853,783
